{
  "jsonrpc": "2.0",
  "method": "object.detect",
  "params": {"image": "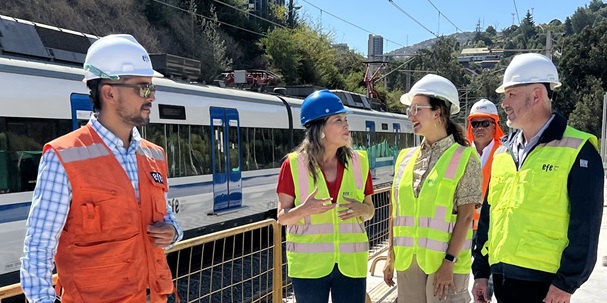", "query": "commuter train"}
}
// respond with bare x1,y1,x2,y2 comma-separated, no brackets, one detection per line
0,56,418,285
